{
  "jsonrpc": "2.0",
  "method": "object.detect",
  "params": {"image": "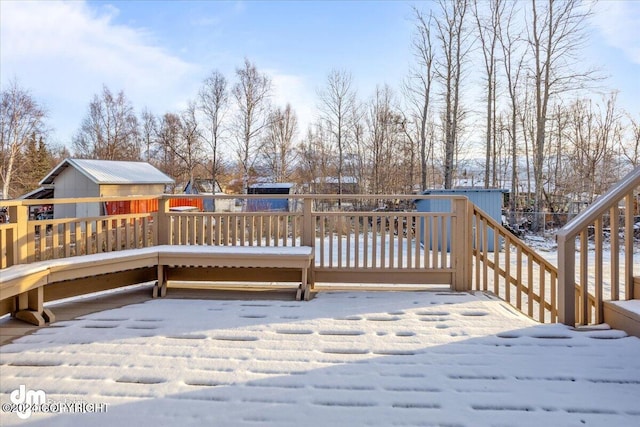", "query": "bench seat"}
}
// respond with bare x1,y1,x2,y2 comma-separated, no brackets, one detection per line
154,245,314,301
47,247,158,283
